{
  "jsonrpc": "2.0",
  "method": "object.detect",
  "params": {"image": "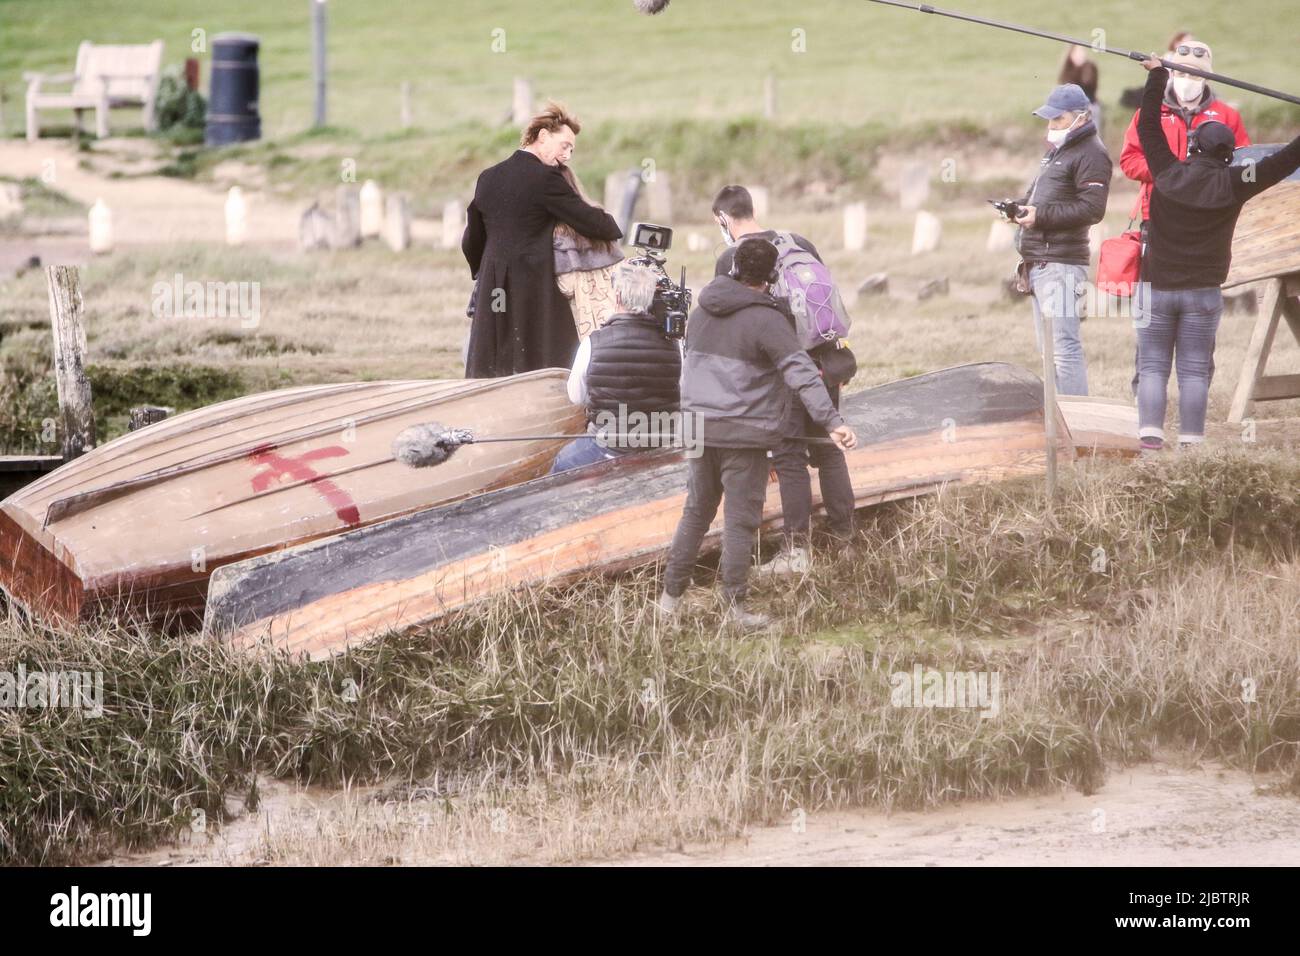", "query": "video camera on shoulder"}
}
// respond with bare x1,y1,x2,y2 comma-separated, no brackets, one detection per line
625,221,692,339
